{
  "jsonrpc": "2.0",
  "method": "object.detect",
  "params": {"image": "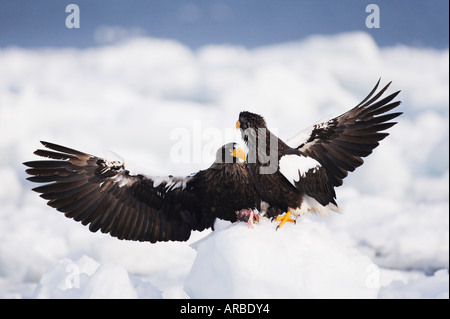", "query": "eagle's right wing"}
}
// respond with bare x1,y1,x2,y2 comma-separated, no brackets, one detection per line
24,141,210,243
